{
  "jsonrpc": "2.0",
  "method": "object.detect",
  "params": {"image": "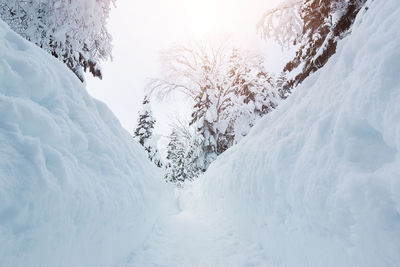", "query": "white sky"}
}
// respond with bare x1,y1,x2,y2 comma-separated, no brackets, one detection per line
85,0,283,135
